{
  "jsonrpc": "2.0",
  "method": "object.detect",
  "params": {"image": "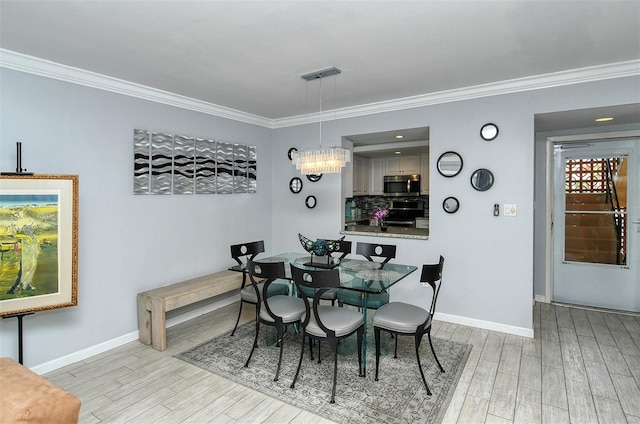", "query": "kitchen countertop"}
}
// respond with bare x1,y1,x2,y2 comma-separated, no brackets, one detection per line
345,218,370,225
341,224,429,240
